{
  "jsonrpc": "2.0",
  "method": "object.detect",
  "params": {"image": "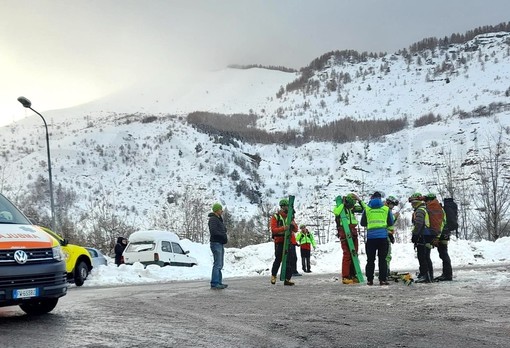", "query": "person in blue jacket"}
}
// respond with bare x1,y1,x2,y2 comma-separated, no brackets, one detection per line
358,192,394,286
